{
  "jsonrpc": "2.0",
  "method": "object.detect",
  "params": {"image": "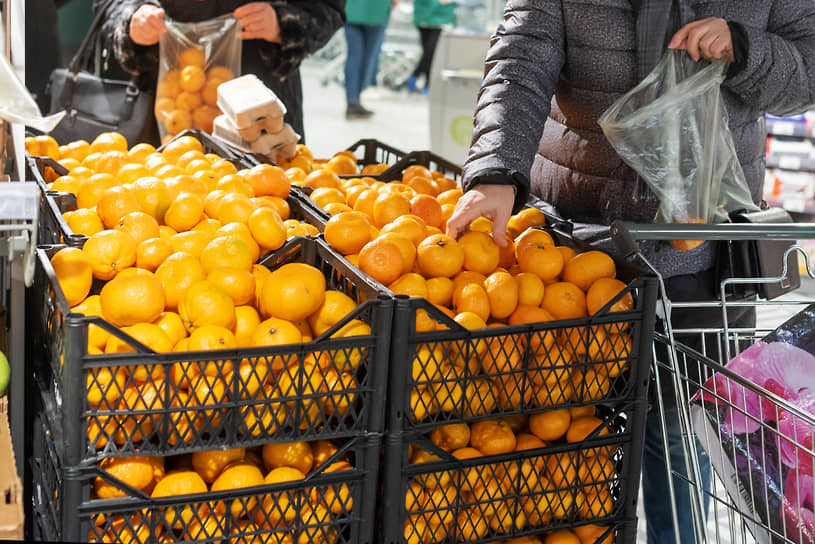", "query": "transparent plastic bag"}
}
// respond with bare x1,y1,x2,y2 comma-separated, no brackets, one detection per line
598,49,757,229
155,14,242,141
